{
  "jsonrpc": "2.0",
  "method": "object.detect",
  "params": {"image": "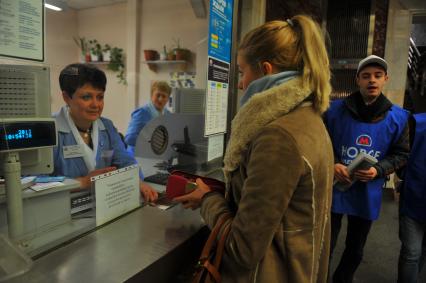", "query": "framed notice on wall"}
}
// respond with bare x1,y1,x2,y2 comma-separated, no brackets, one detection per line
0,0,44,62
